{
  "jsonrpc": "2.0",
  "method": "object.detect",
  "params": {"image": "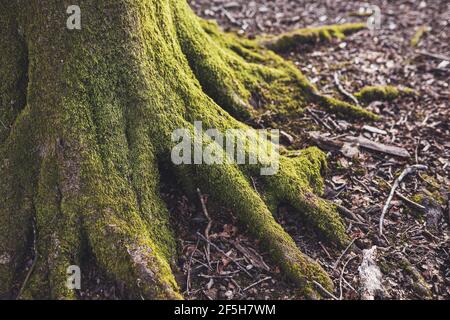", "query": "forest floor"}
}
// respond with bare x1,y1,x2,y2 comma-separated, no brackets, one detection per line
81,0,449,300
